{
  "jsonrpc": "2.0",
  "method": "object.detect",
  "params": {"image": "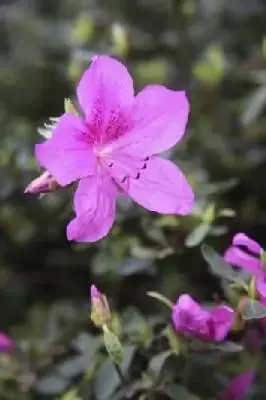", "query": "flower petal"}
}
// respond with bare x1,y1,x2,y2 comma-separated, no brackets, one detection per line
210,305,235,341
172,295,210,339
116,156,194,215
108,85,189,157
233,233,262,255
175,294,202,313
76,56,134,144
67,171,118,242
224,247,261,276
35,113,96,186
221,370,255,400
